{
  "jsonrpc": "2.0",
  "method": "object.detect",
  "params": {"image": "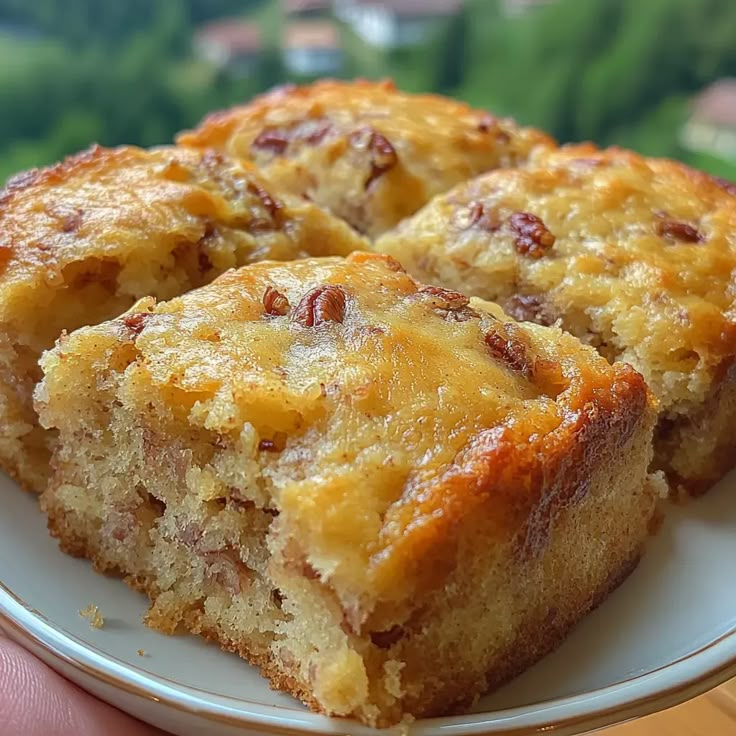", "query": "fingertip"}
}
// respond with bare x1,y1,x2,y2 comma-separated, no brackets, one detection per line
0,634,164,735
